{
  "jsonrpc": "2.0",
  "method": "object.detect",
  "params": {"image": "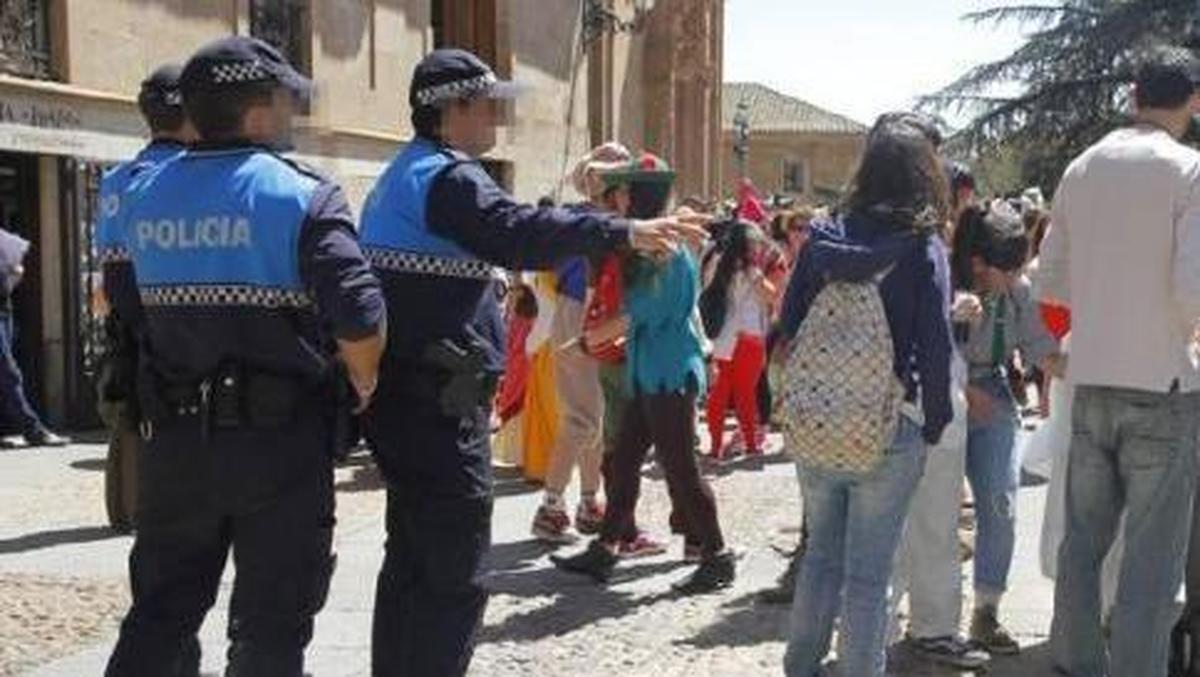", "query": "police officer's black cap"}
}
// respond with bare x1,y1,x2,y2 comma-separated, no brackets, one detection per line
139,64,184,110
409,48,522,109
180,36,313,104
